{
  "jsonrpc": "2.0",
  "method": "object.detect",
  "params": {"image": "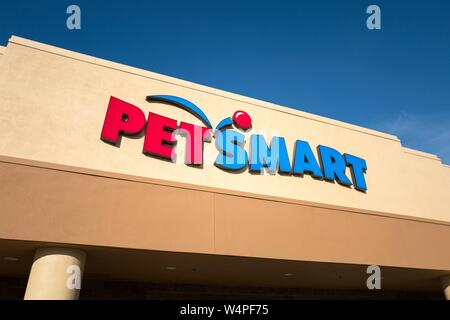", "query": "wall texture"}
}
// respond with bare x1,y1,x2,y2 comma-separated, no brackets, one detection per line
0,45,5,67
